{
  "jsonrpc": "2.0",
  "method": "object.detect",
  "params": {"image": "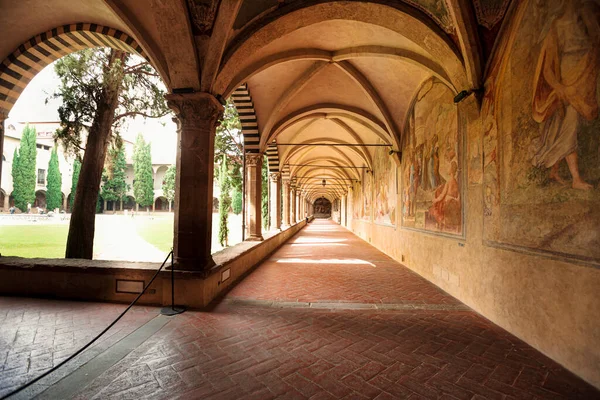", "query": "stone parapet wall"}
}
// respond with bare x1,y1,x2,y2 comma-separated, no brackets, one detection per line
0,219,309,309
